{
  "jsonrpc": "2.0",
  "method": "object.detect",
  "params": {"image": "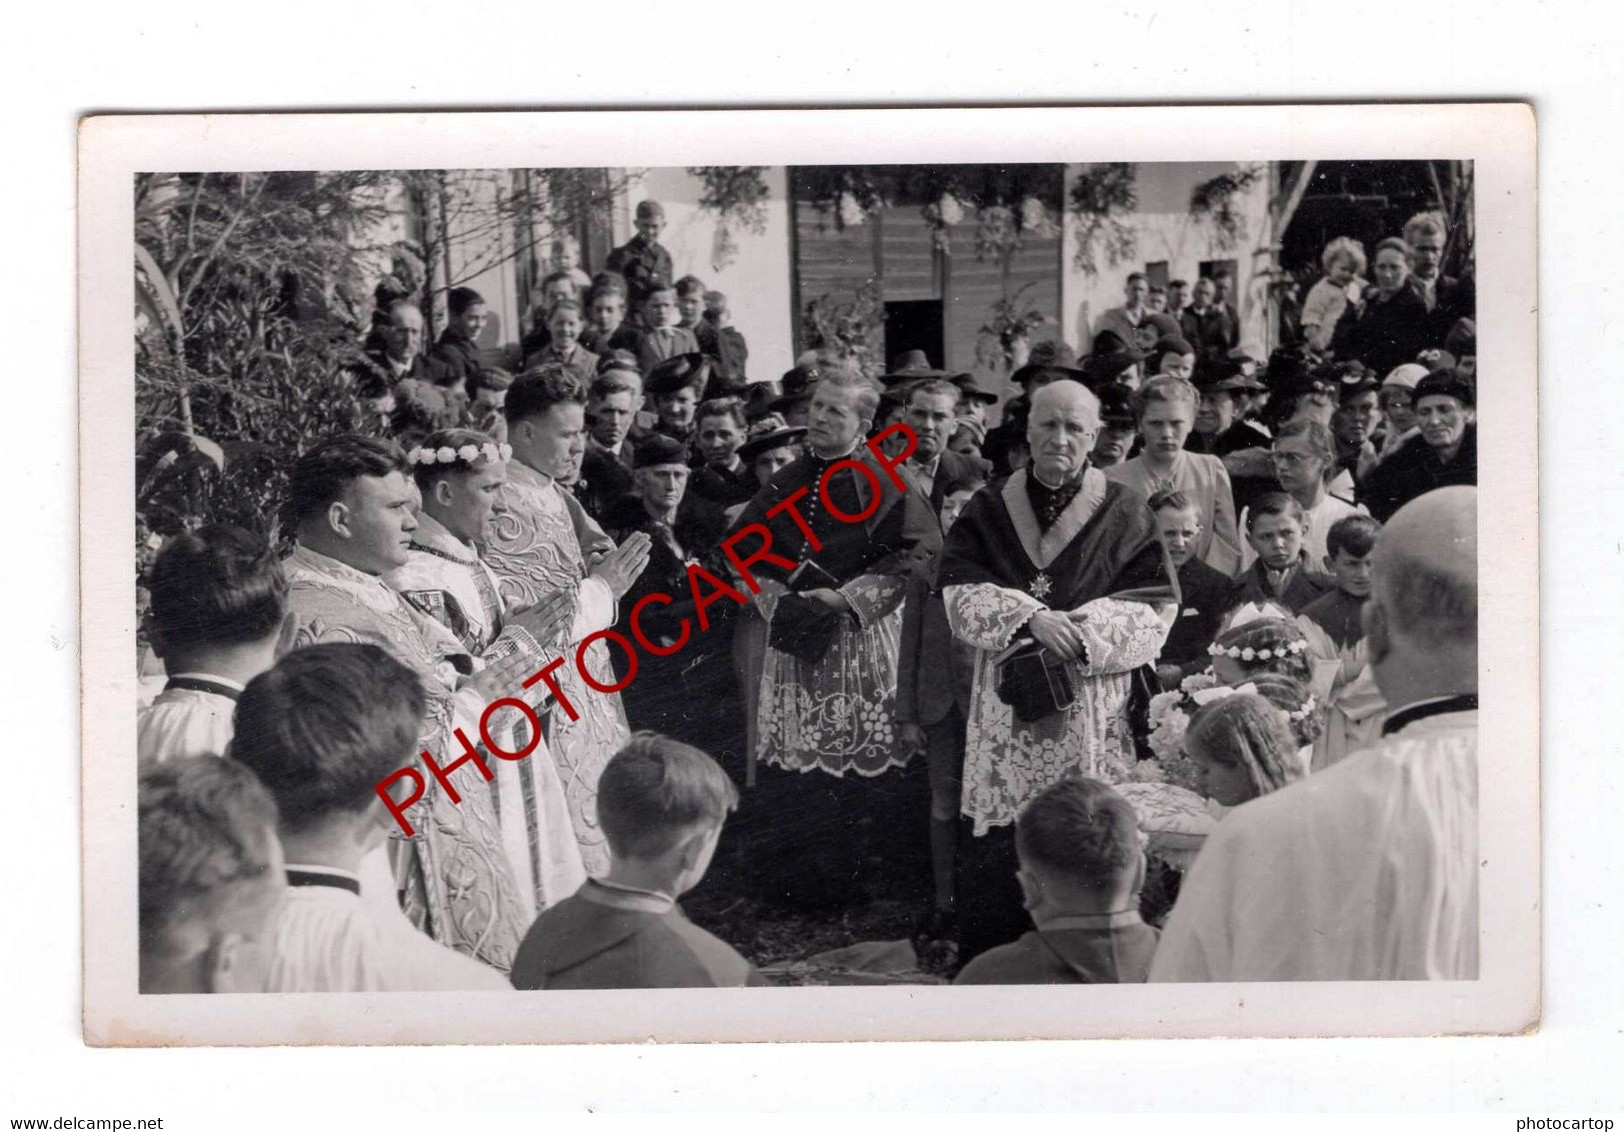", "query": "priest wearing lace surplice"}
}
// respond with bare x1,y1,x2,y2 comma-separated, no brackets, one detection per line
938,380,1177,959
727,365,942,909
